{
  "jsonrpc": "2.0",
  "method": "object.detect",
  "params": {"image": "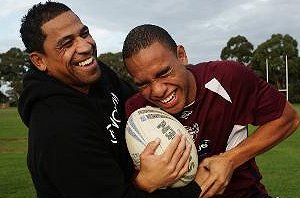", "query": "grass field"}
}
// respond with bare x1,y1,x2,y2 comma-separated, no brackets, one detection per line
0,105,299,198
0,108,35,198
